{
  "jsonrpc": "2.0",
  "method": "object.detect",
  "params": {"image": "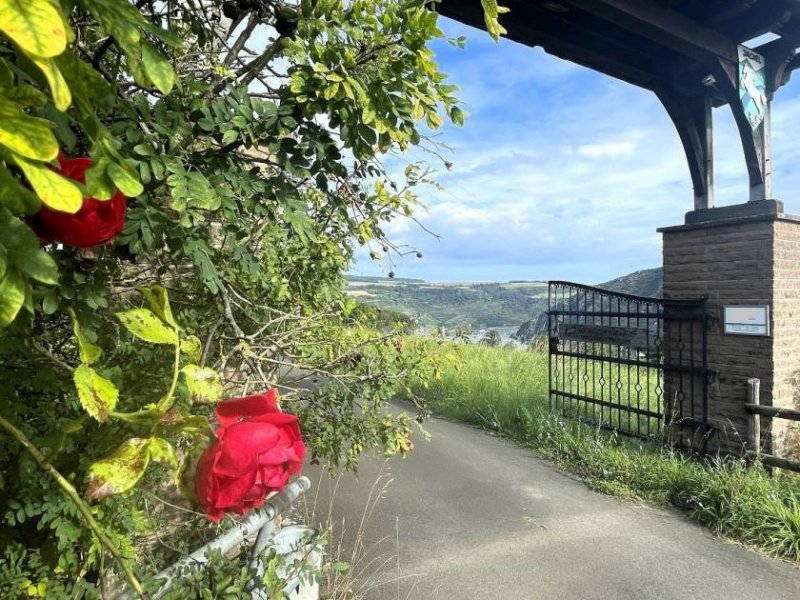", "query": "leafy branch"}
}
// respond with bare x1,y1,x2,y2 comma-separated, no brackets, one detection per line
0,413,147,599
